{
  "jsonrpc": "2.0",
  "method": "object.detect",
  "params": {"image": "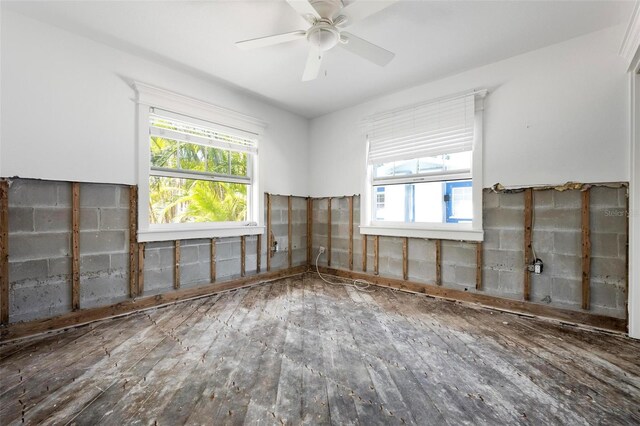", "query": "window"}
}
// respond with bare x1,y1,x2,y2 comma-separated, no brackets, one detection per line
361,90,486,241
135,83,266,242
